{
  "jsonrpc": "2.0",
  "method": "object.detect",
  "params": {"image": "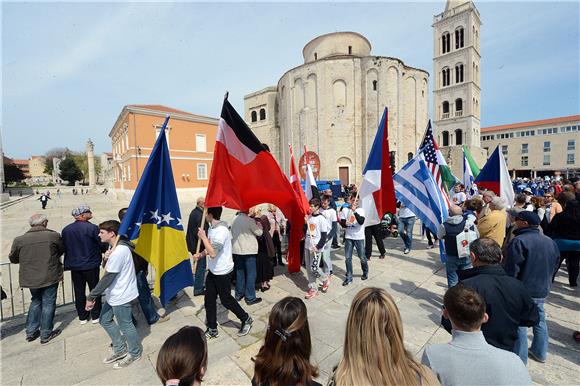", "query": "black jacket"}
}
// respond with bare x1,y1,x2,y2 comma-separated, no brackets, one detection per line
459,265,539,351
186,206,208,254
